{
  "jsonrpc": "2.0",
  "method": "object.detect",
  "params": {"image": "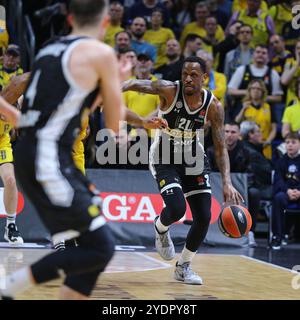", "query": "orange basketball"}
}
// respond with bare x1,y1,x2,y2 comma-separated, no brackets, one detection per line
218,205,252,238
